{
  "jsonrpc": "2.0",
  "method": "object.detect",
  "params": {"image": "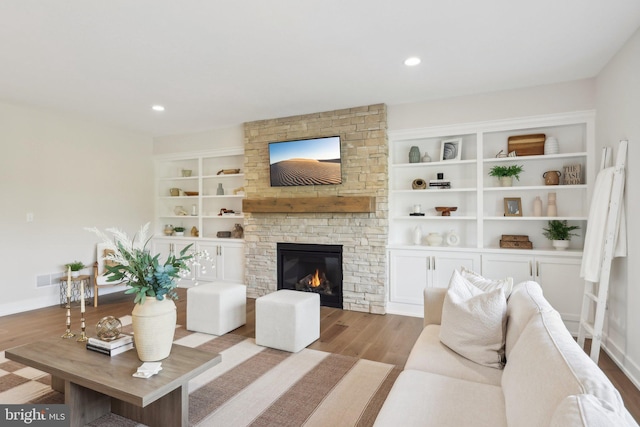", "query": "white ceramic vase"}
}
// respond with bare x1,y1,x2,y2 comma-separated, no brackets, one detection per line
552,240,570,251
132,297,177,361
413,226,422,245
544,137,559,155
426,233,443,246
533,196,542,217
499,176,513,187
